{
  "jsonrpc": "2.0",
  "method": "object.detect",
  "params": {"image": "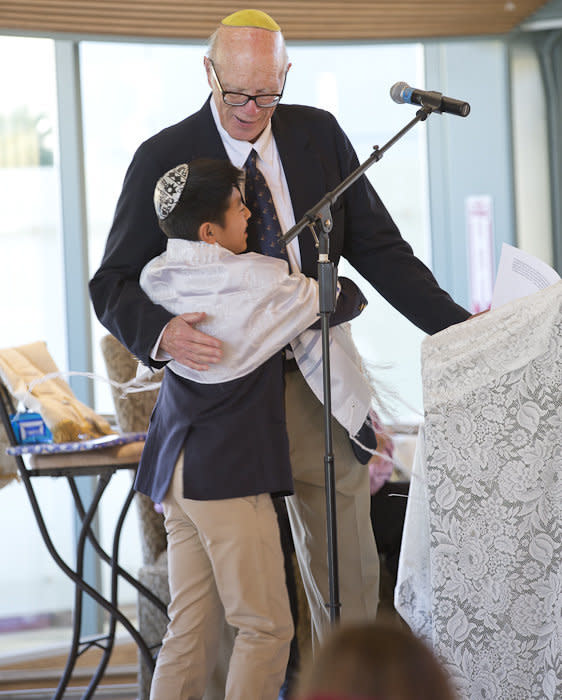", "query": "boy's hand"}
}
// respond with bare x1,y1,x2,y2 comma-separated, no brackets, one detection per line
160,313,222,370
